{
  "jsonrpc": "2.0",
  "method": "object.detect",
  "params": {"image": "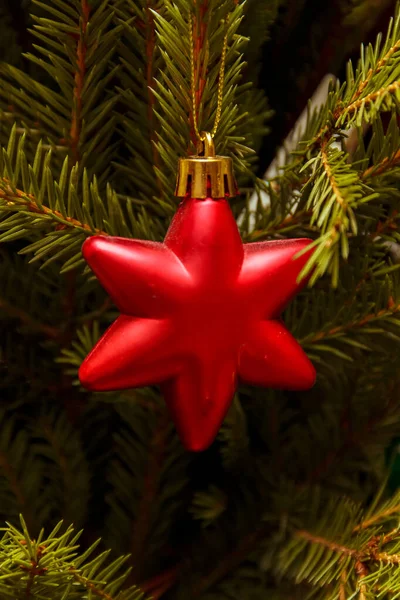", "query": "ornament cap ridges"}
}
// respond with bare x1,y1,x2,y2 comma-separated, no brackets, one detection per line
175,133,237,199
